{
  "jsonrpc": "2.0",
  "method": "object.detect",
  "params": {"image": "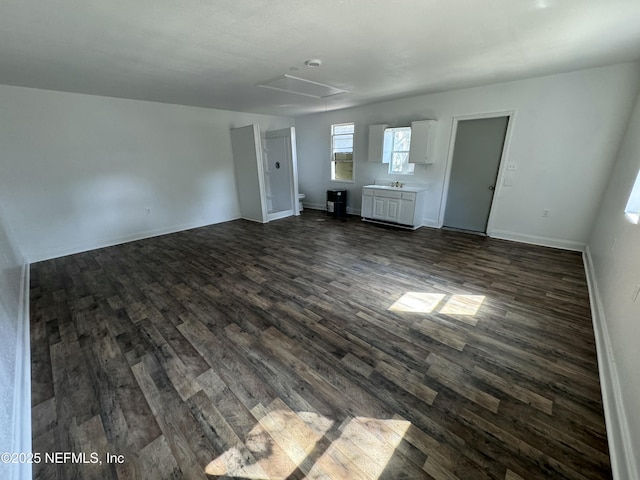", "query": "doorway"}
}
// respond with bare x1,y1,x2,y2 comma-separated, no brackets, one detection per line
264,128,299,222
443,115,510,234
230,125,299,224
